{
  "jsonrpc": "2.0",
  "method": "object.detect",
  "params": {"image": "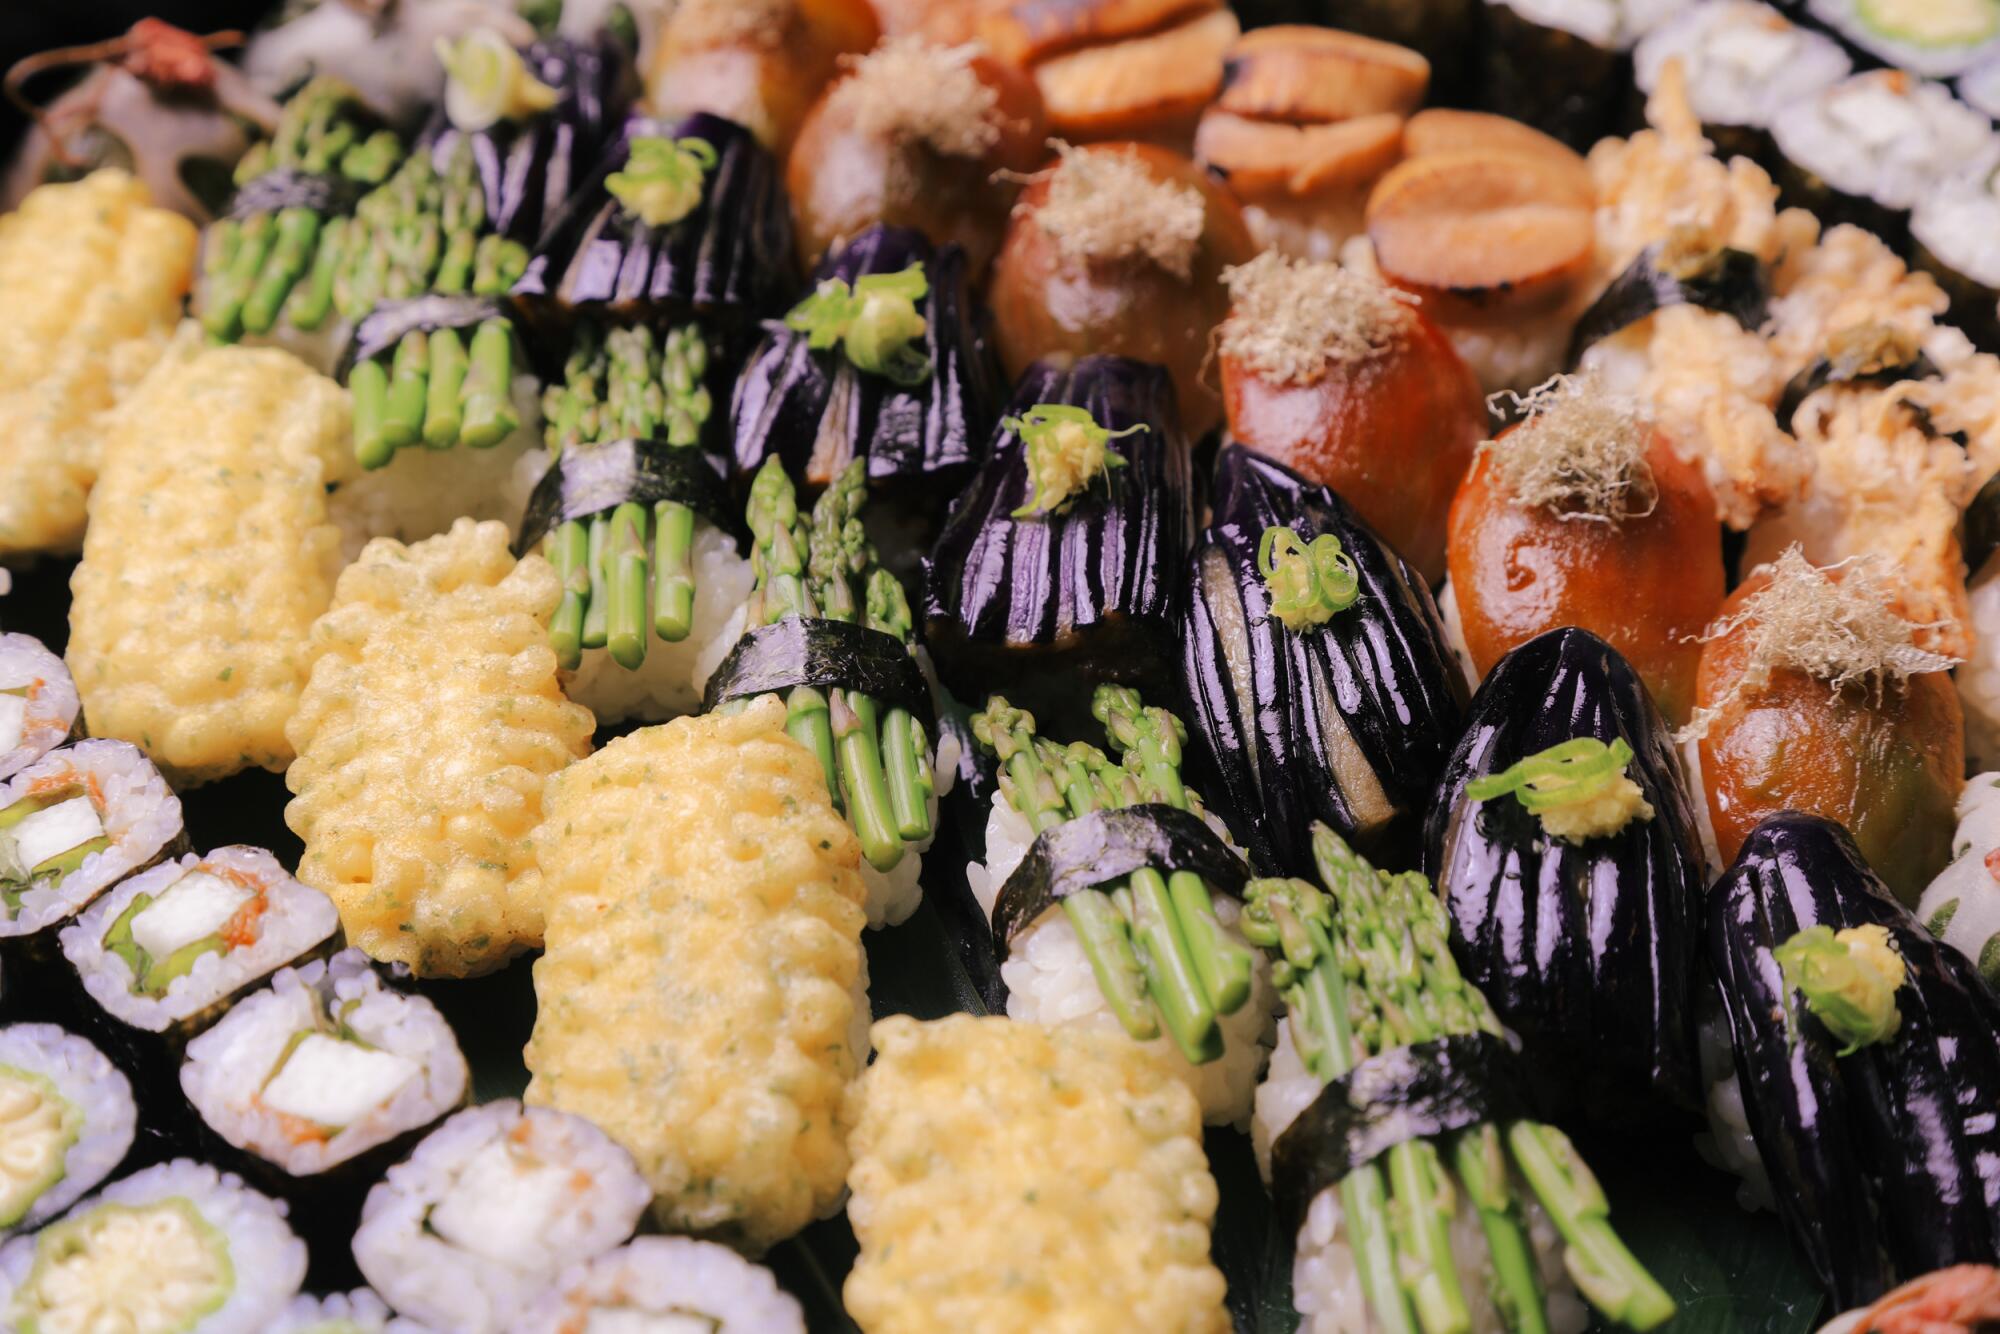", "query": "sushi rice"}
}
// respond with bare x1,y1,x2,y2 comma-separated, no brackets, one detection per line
1915,770,2000,986
352,1100,650,1334
0,1023,135,1236
180,949,469,1176
1634,2,1852,138
60,846,341,1034
509,1237,805,1334
0,1158,309,1333
272,1287,435,1334
1771,69,1995,218
0,634,77,783
0,739,183,939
